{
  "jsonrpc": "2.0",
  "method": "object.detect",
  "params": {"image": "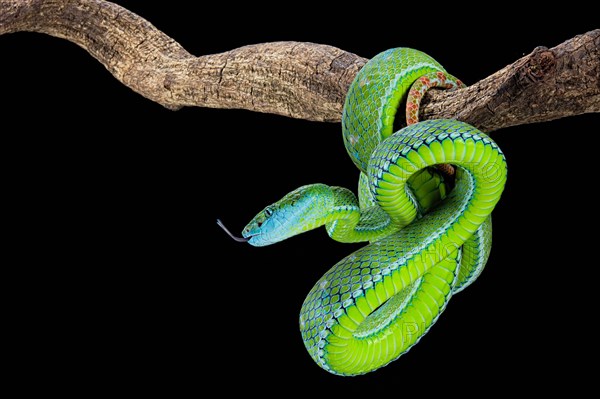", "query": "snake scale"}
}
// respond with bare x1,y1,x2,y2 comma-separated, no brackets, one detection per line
219,48,507,375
